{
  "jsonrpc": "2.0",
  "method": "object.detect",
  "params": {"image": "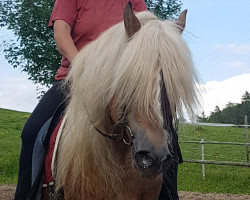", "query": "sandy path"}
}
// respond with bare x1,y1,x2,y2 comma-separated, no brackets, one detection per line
1,185,249,200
